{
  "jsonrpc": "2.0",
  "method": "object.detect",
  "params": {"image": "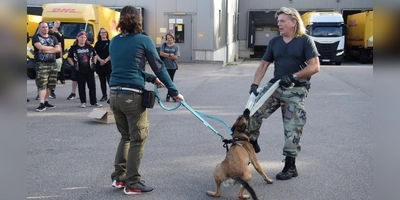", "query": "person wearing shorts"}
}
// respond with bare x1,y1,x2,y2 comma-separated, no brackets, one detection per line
32,21,61,112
